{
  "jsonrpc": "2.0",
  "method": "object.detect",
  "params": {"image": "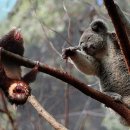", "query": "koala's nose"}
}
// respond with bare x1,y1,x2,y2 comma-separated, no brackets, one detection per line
82,44,92,51
82,45,88,51
89,44,96,50
82,44,96,56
